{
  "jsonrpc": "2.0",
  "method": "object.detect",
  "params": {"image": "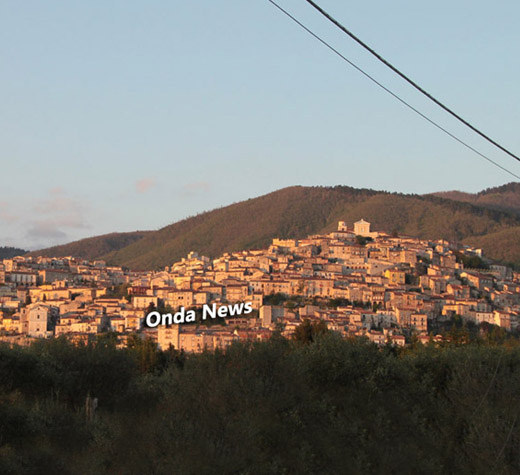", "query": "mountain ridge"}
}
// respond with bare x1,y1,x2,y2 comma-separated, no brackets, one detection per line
26,183,520,270
431,182,520,216
26,231,150,262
